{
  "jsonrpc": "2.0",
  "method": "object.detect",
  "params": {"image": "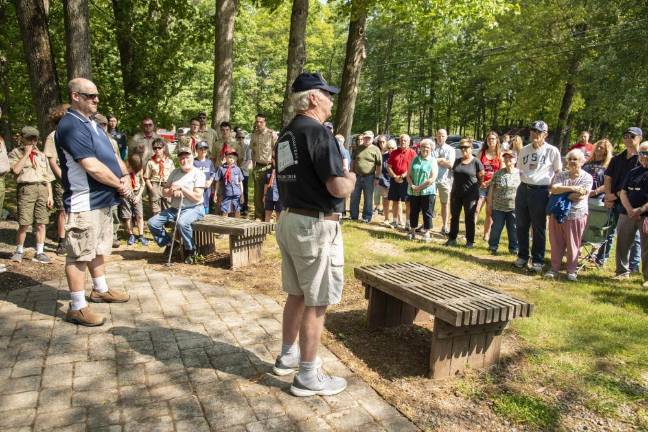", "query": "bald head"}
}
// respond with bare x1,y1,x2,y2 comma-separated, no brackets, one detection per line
68,78,99,117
